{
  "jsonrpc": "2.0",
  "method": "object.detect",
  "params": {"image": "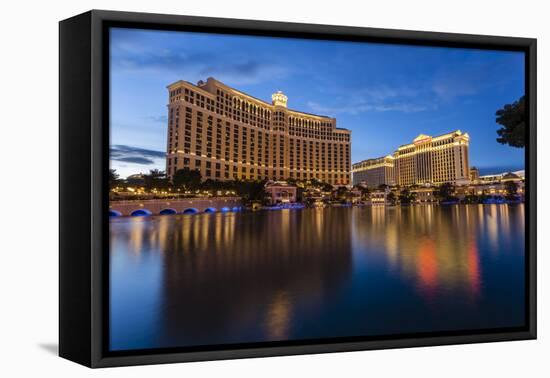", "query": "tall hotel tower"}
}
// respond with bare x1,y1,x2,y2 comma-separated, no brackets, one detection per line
166,77,351,185
352,130,470,187
395,131,470,186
